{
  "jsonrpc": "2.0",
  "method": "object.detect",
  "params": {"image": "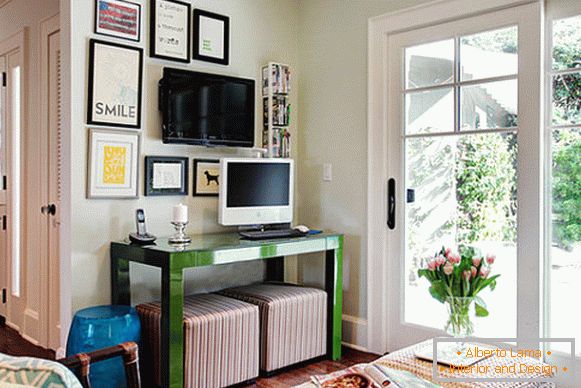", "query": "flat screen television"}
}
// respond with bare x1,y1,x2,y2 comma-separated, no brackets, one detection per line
159,68,255,147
